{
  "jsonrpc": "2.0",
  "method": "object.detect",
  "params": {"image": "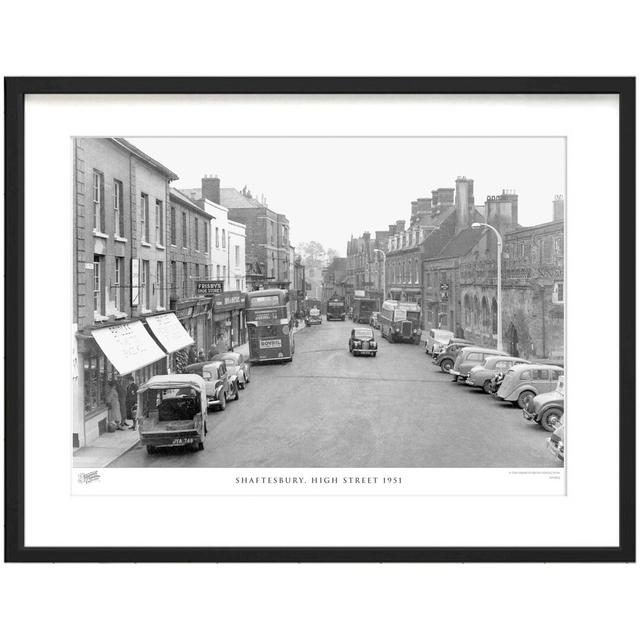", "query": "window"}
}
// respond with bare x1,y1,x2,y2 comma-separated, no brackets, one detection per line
541,237,552,263
195,217,199,250
155,200,164,245
553,282,564,304
170,207,176,245
222,229,226,248
92,170,104,232
533,369,550,381
182,262,188,297
182,211,187,247
140,194,149,242
223,265,227,281
554,236,563,256
204,223,208,253
467,353,483,361
204,265,208,280
114,257,123,311
236,278,240,290
216,265,220,279
520,370,532,380
113,180,124,237
551,370,561,381
157,261,164,308
234,245,240,267
141,260,150,309
171,261,177,297
215,227,220,248
93,255,103,313
195,263,200,281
